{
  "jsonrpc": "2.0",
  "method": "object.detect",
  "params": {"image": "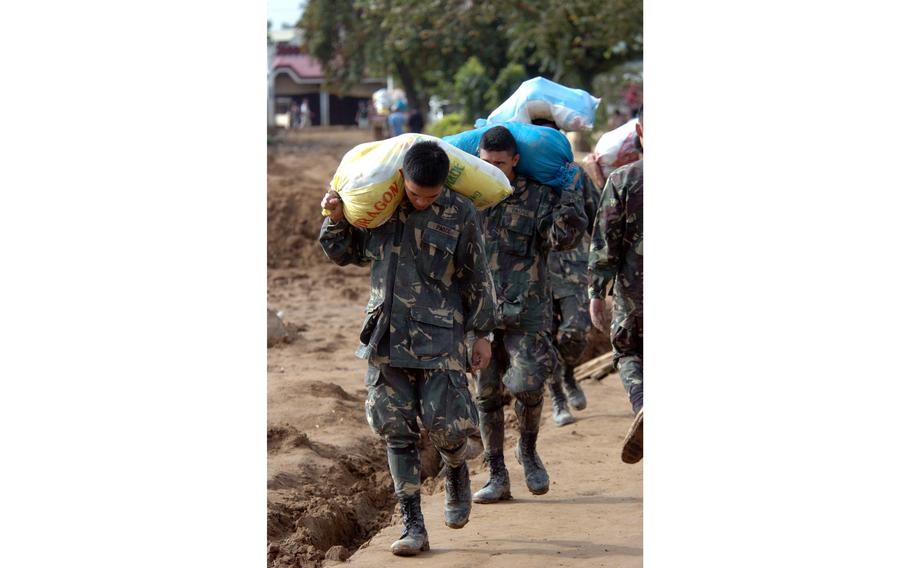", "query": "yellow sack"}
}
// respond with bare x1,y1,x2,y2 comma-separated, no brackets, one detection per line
327,133,513,228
